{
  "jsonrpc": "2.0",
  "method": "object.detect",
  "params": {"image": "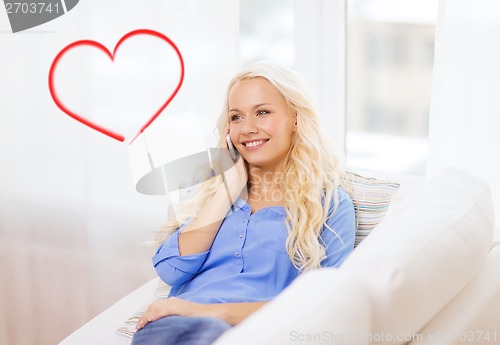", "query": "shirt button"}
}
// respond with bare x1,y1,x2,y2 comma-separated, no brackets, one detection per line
243,219,247,223
239,235,243,239
235,252,239,256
